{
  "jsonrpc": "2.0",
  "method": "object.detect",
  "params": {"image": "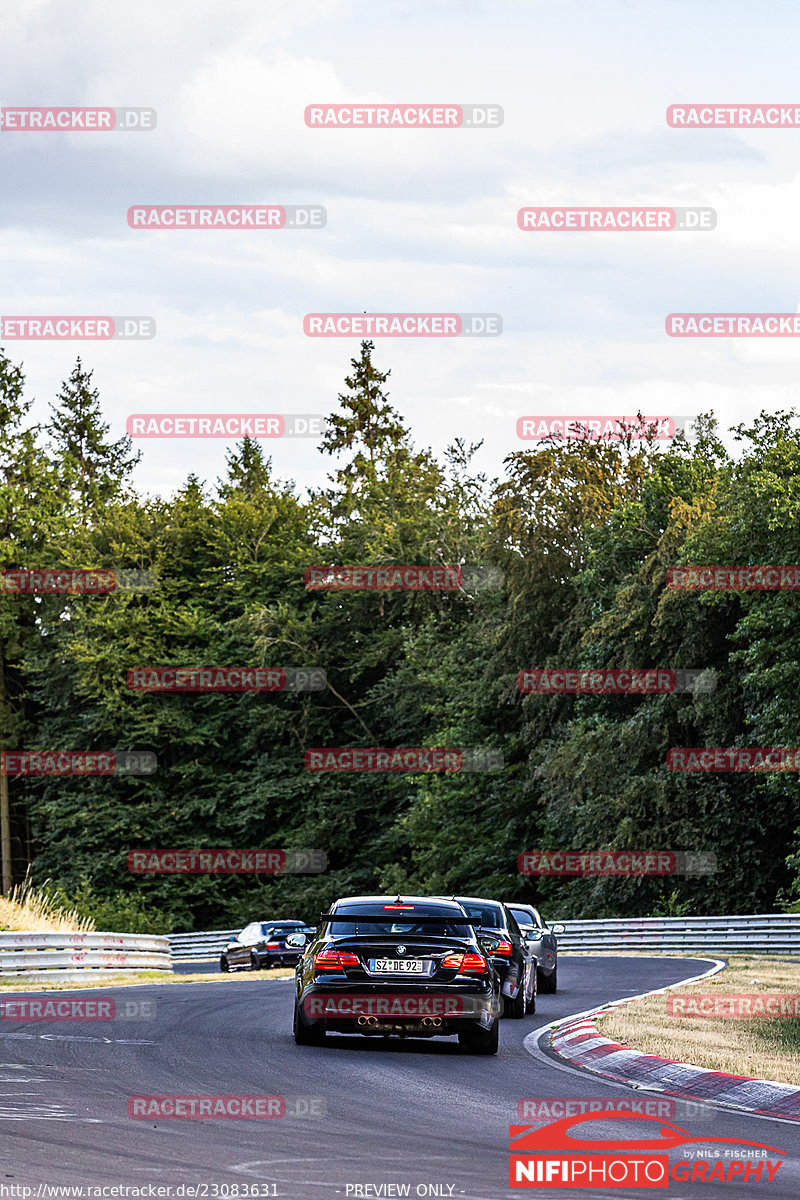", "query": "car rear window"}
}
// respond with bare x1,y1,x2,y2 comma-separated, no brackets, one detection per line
459,902,504,929
327,902,471,939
